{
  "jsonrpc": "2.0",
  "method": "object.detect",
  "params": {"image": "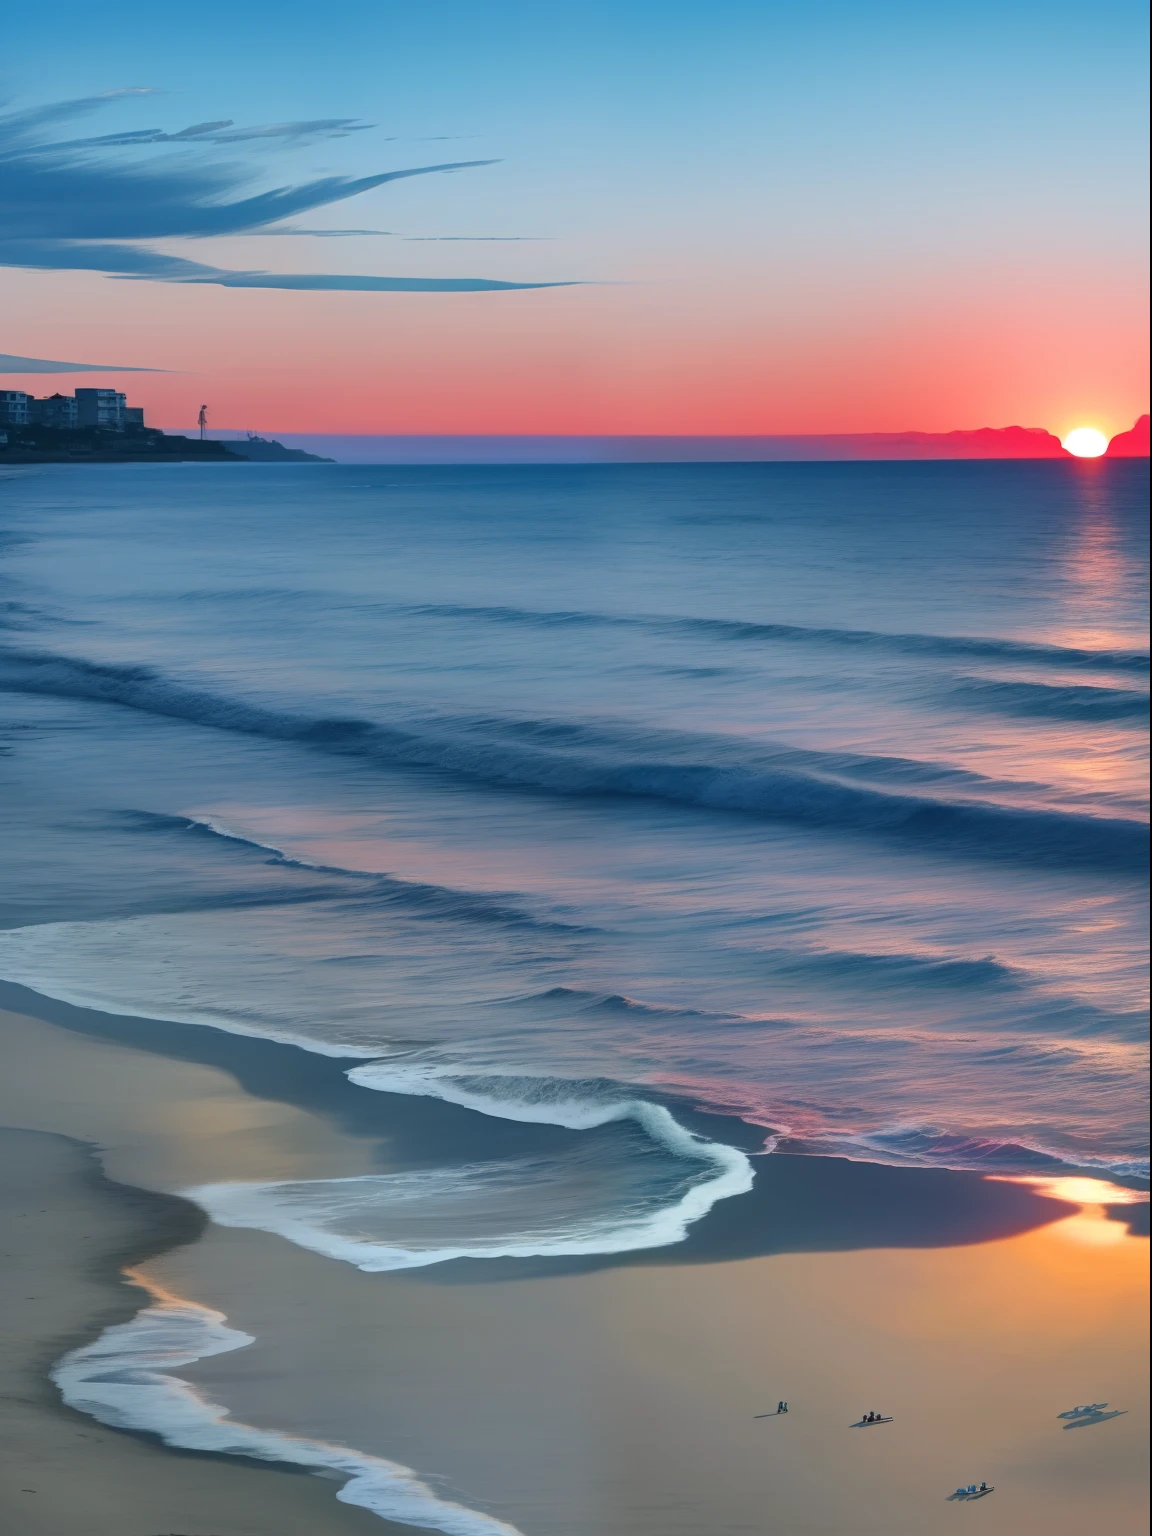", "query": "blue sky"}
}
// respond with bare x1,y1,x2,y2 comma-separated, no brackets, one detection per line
2,2,1147,434
6,2,1146,255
